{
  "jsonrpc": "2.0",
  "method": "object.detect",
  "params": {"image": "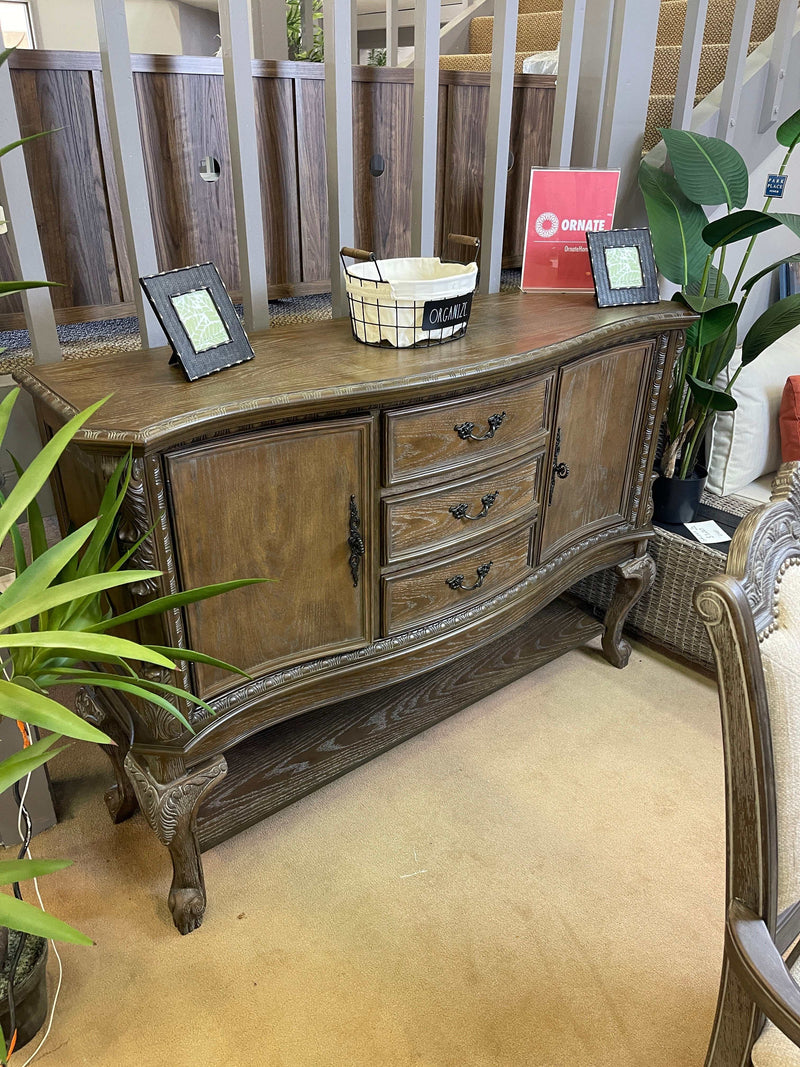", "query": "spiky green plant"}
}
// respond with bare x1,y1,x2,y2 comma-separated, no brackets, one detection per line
0,391,263,1062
